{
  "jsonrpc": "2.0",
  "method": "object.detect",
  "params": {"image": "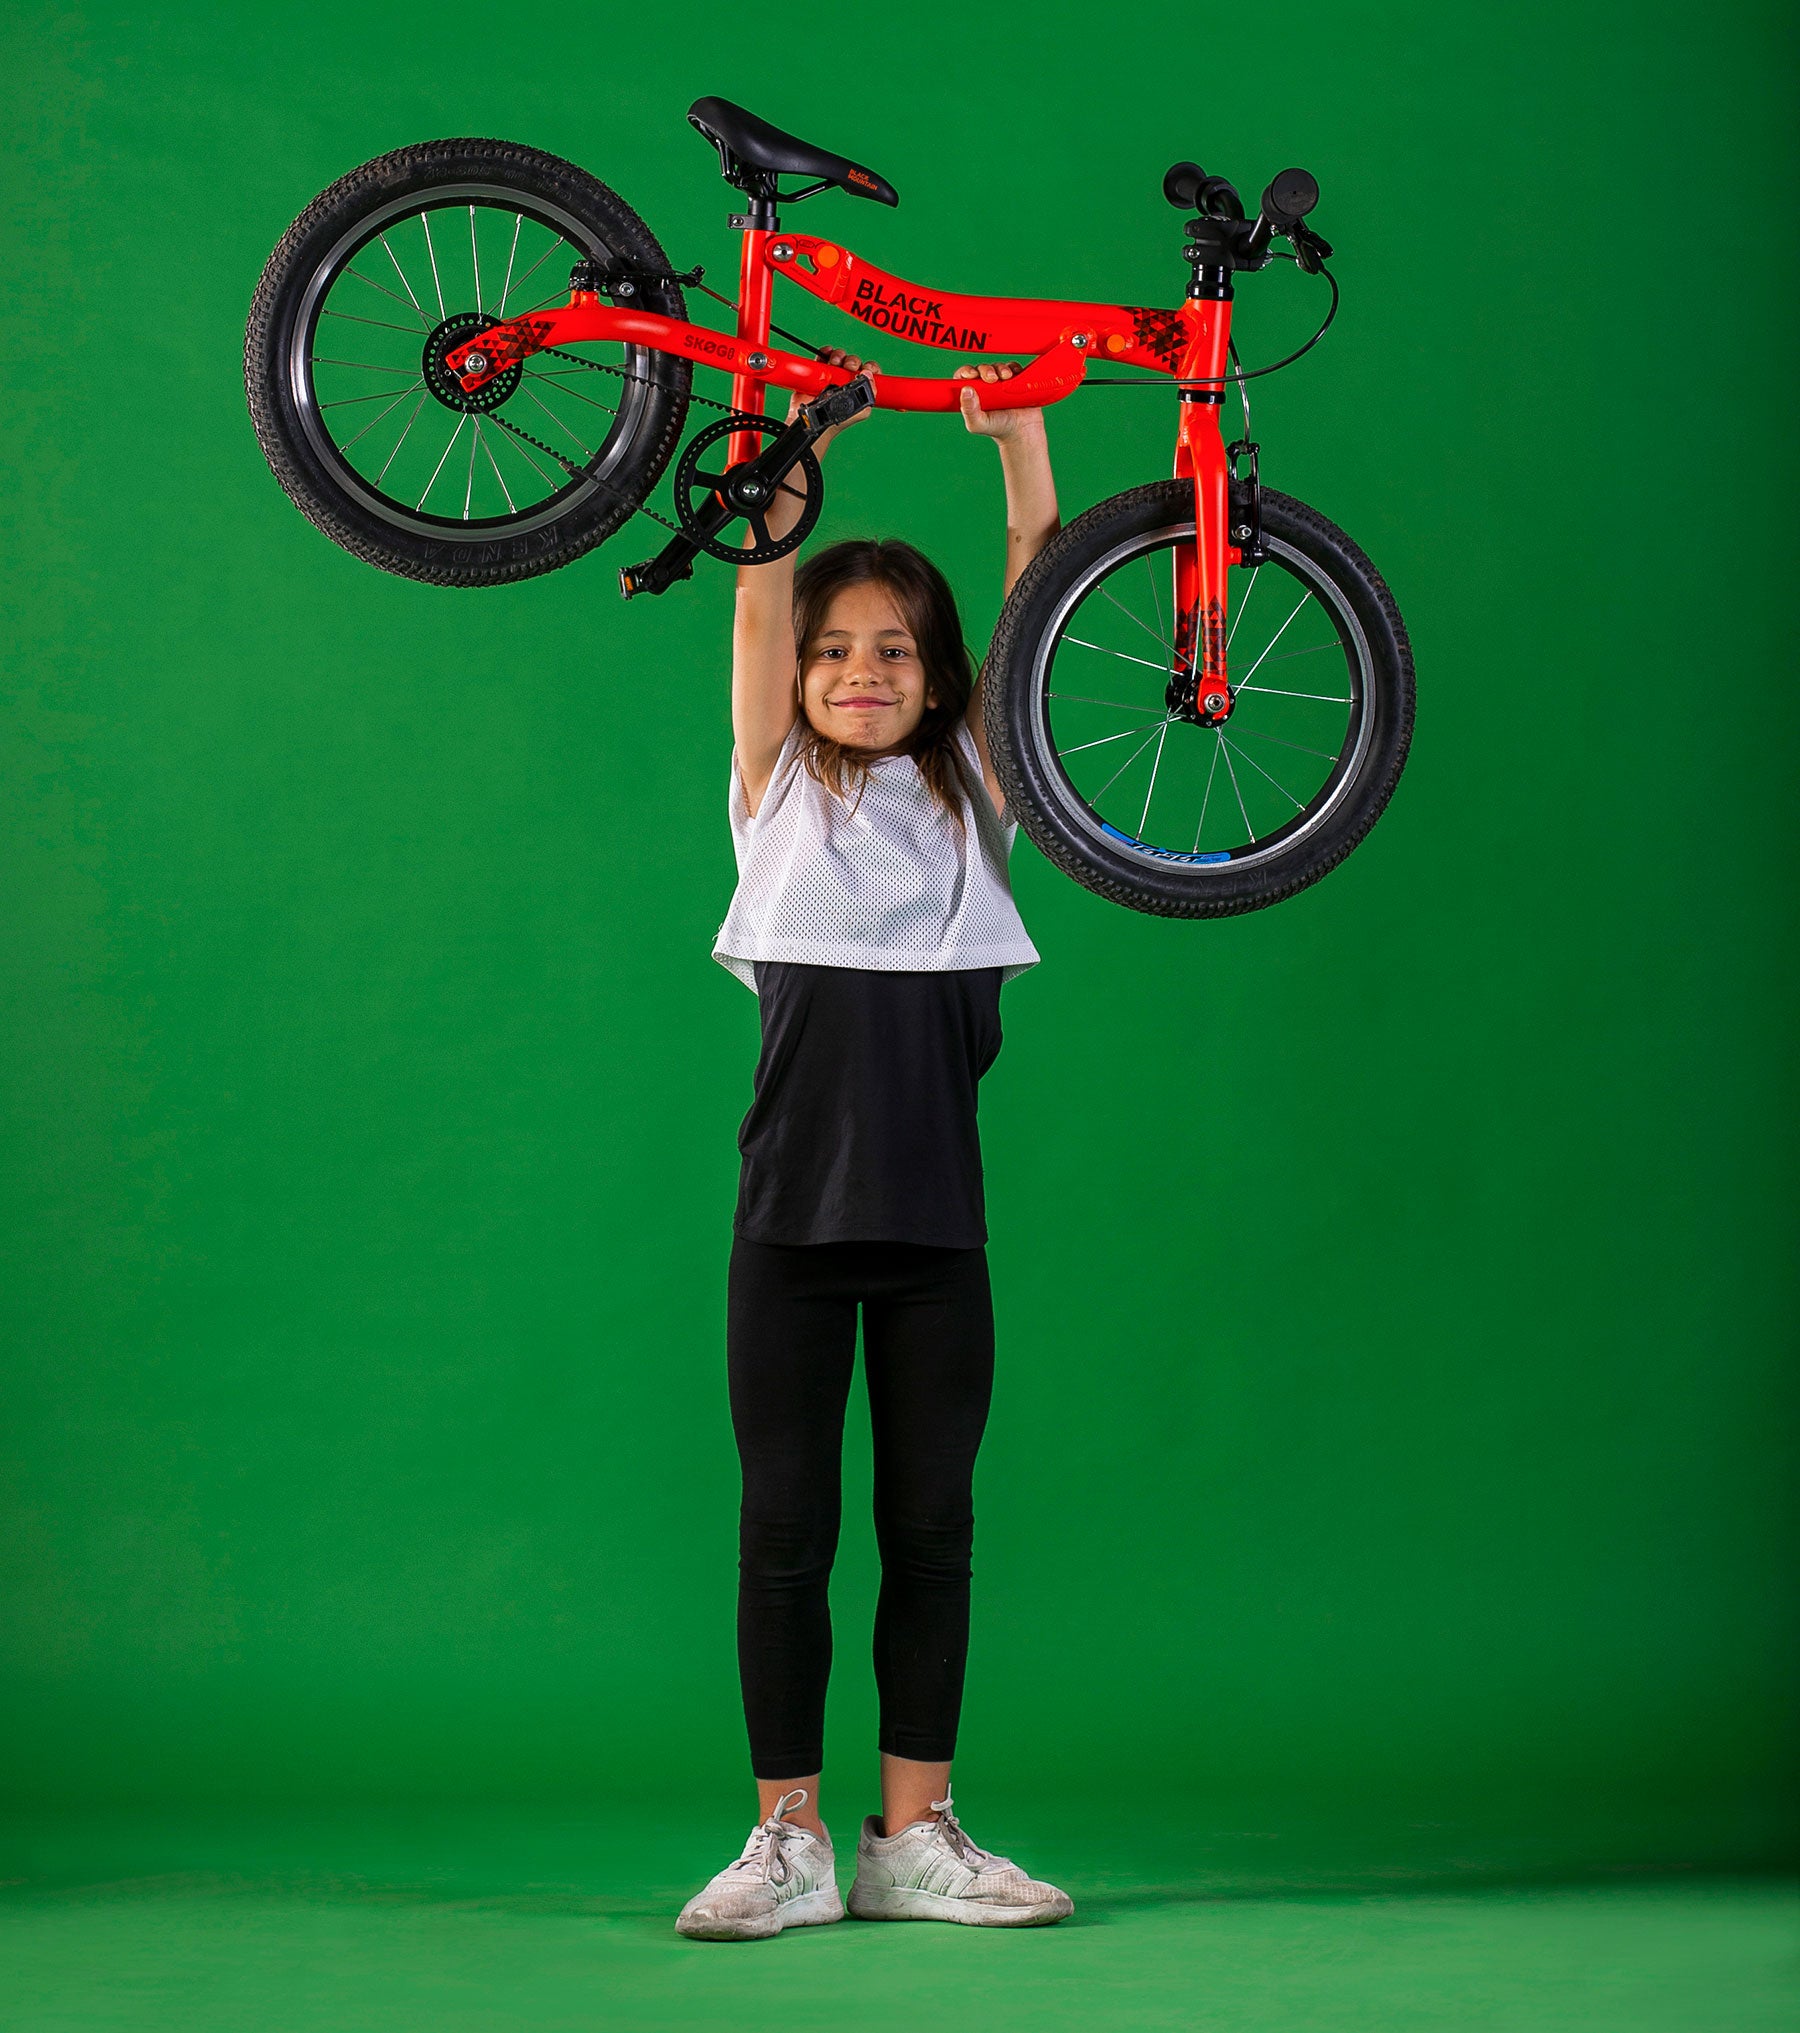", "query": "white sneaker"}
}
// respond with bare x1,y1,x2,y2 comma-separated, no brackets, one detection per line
675,1789,845,1942
848,1789,1073,1926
